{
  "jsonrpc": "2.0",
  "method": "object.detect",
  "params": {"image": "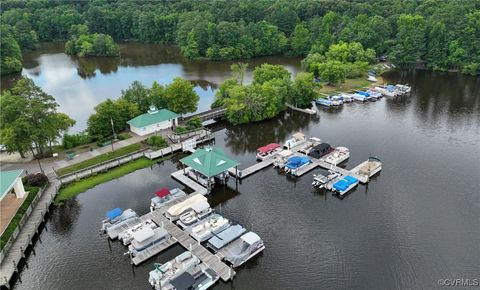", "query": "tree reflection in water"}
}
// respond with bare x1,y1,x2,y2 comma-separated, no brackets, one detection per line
50,198,82,235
